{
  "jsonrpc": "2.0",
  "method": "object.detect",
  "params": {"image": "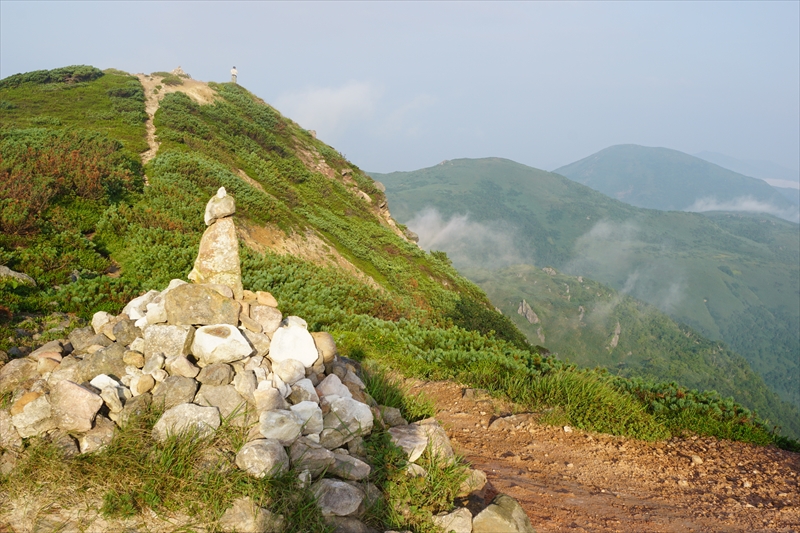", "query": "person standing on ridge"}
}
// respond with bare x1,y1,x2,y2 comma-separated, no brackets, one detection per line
231,66,238,84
